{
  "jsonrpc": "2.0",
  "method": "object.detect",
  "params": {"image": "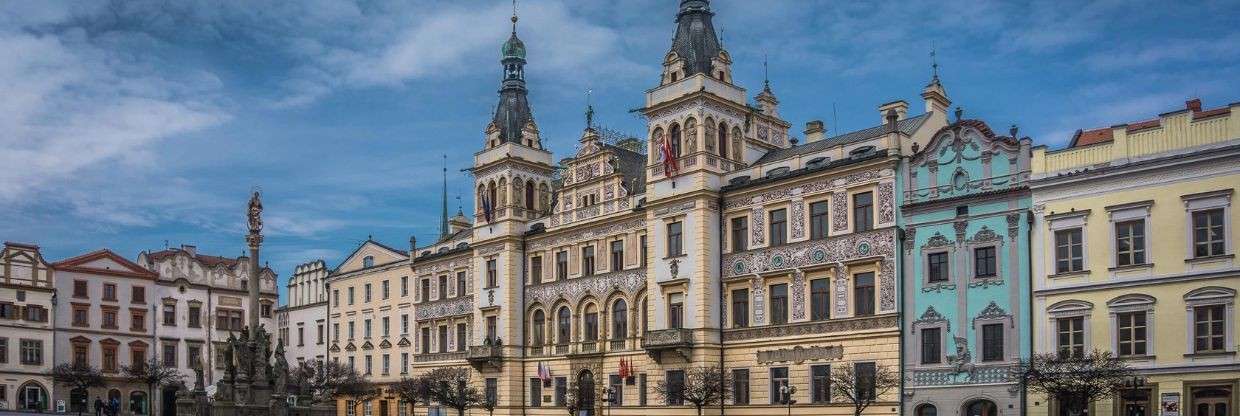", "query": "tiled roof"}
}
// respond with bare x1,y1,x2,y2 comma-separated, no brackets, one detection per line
1067,99,1233,148
754,113,928,165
